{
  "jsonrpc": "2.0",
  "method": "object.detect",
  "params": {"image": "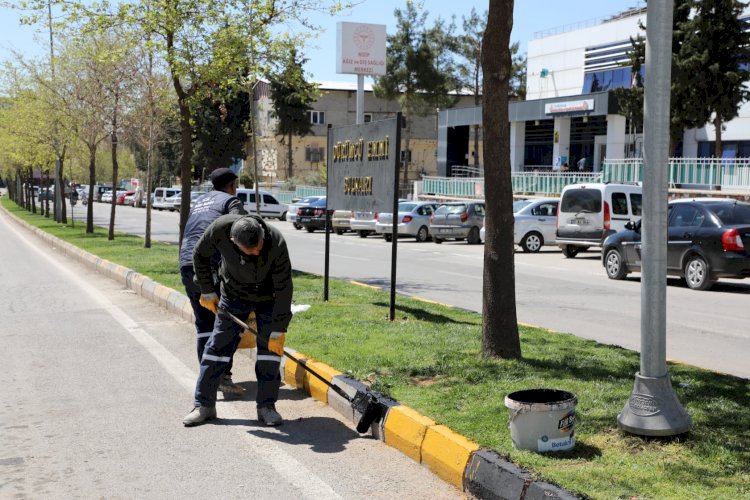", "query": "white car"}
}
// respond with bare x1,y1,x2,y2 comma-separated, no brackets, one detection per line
235,189,288,220
479,198,559,252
